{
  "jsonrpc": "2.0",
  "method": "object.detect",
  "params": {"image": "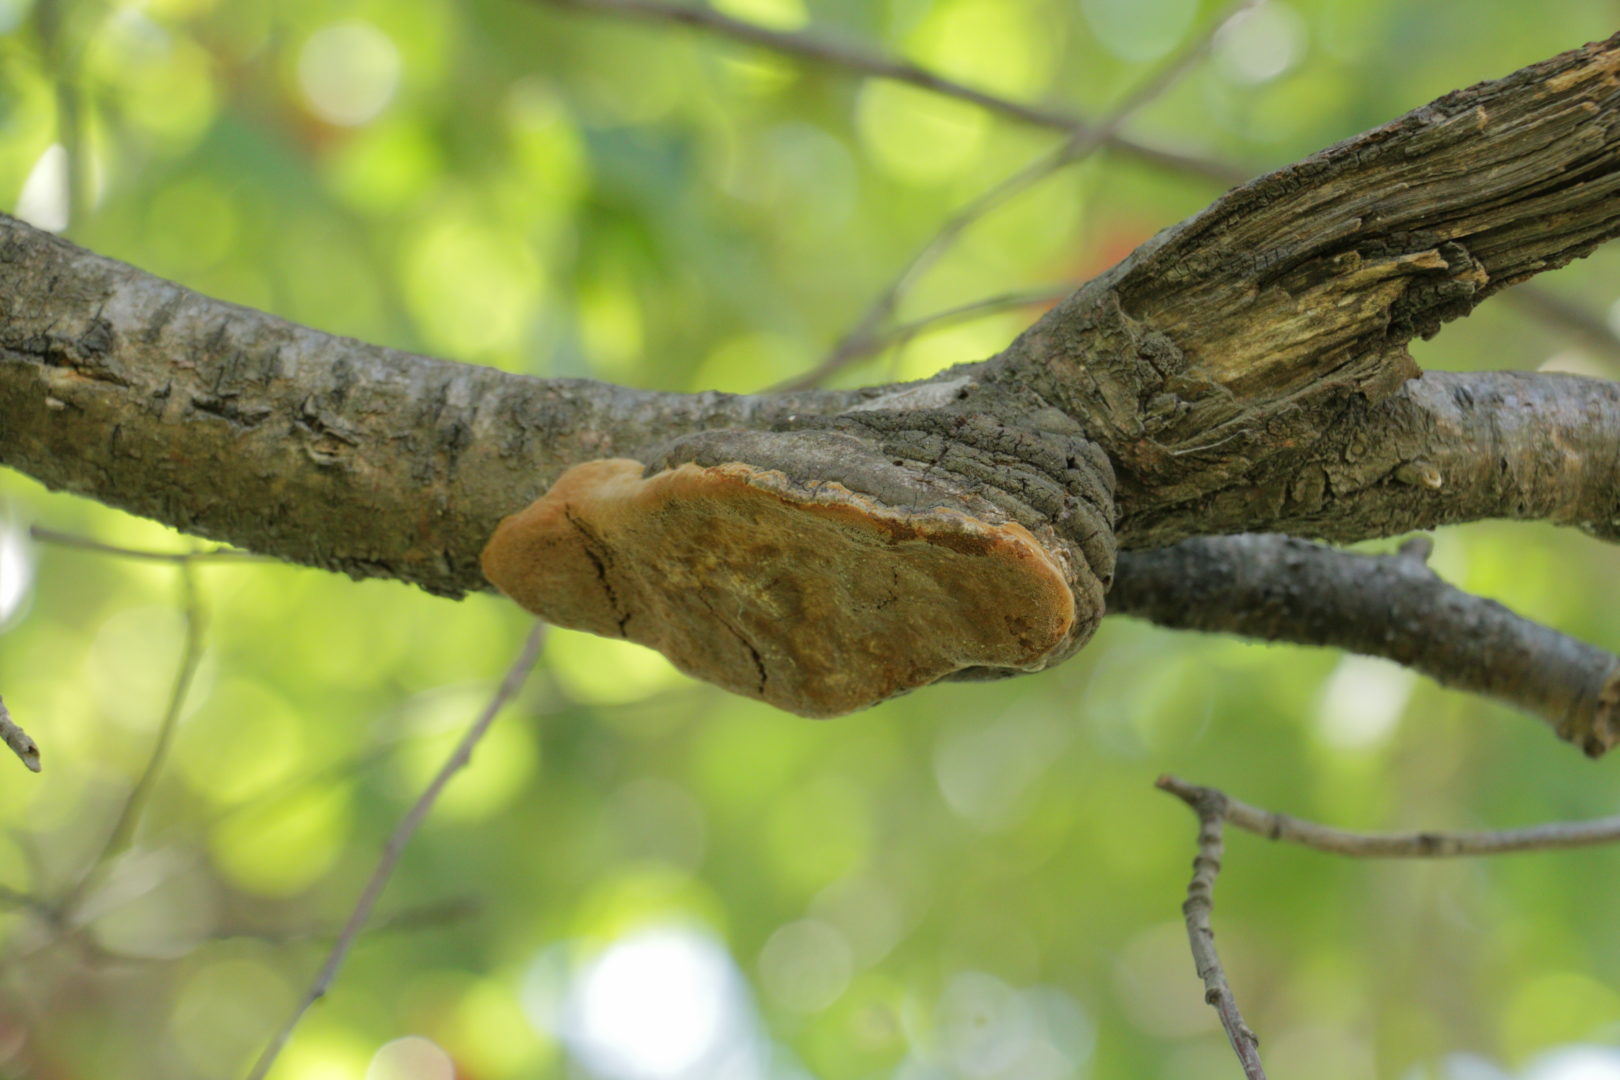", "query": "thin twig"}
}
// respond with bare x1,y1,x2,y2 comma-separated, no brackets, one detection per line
1154,772,1620,1080
1157,777,1268,1080
29,525,268,563
207,897,480,947
787,0,1261,391
0,883,50,917
57,561,205,921
244,622,547,1080
815,282,1077,370
1502,283,1620,366
0,697,40,773
530,0,1246,185
36,0,86,232
1159,775,1620,858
